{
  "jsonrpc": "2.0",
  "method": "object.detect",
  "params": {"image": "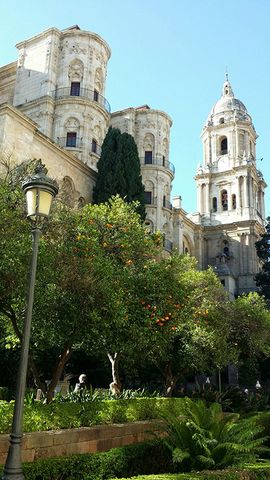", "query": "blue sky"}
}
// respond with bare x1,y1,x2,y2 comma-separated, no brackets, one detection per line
1,0,270,214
